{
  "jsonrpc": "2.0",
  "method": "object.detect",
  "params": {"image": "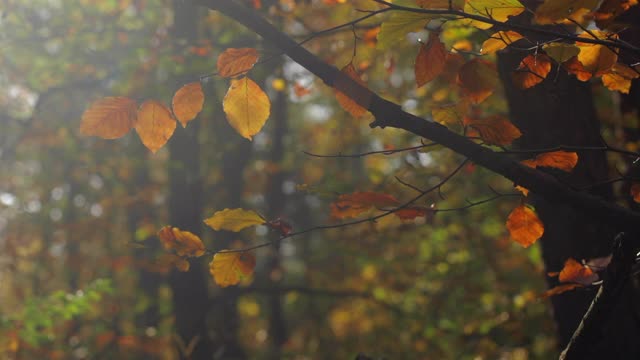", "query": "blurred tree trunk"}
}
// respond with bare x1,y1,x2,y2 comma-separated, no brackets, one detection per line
168,1,213,358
